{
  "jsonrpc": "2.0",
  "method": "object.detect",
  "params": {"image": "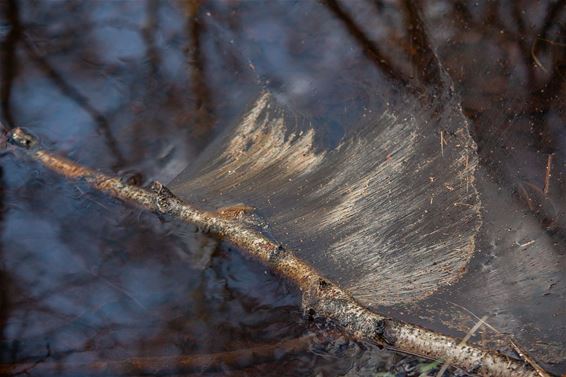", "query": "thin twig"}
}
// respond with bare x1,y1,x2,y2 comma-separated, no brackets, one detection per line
465,154,469,192
543,154,553,196
4,128,541,377
435,315,488,377
509,338,551,377
531,39,548,73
